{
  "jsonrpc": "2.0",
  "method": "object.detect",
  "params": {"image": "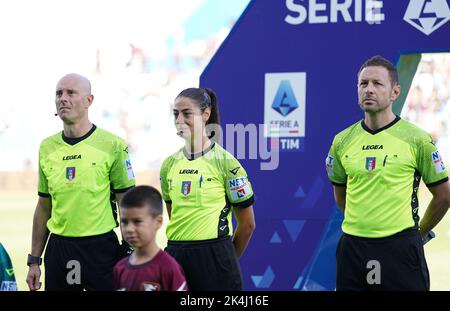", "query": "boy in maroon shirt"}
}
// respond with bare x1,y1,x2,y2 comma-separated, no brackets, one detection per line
113,186,188,291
